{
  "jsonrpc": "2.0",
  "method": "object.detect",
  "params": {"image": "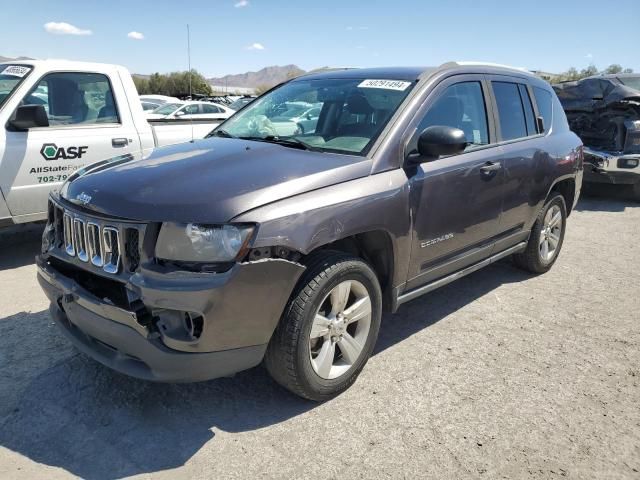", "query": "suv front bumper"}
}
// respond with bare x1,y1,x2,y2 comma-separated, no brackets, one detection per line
37,255,305,382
